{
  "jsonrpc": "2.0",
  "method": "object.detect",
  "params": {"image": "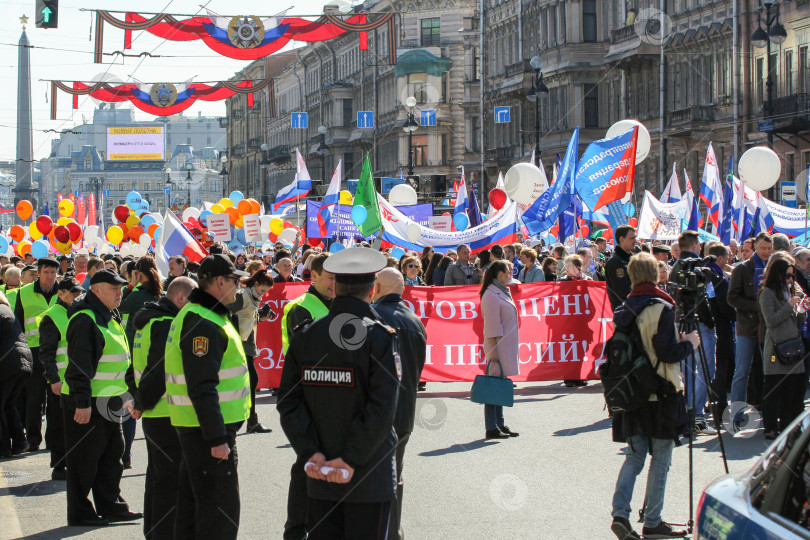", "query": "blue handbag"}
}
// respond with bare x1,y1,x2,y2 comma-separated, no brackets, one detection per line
470,360,514,407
